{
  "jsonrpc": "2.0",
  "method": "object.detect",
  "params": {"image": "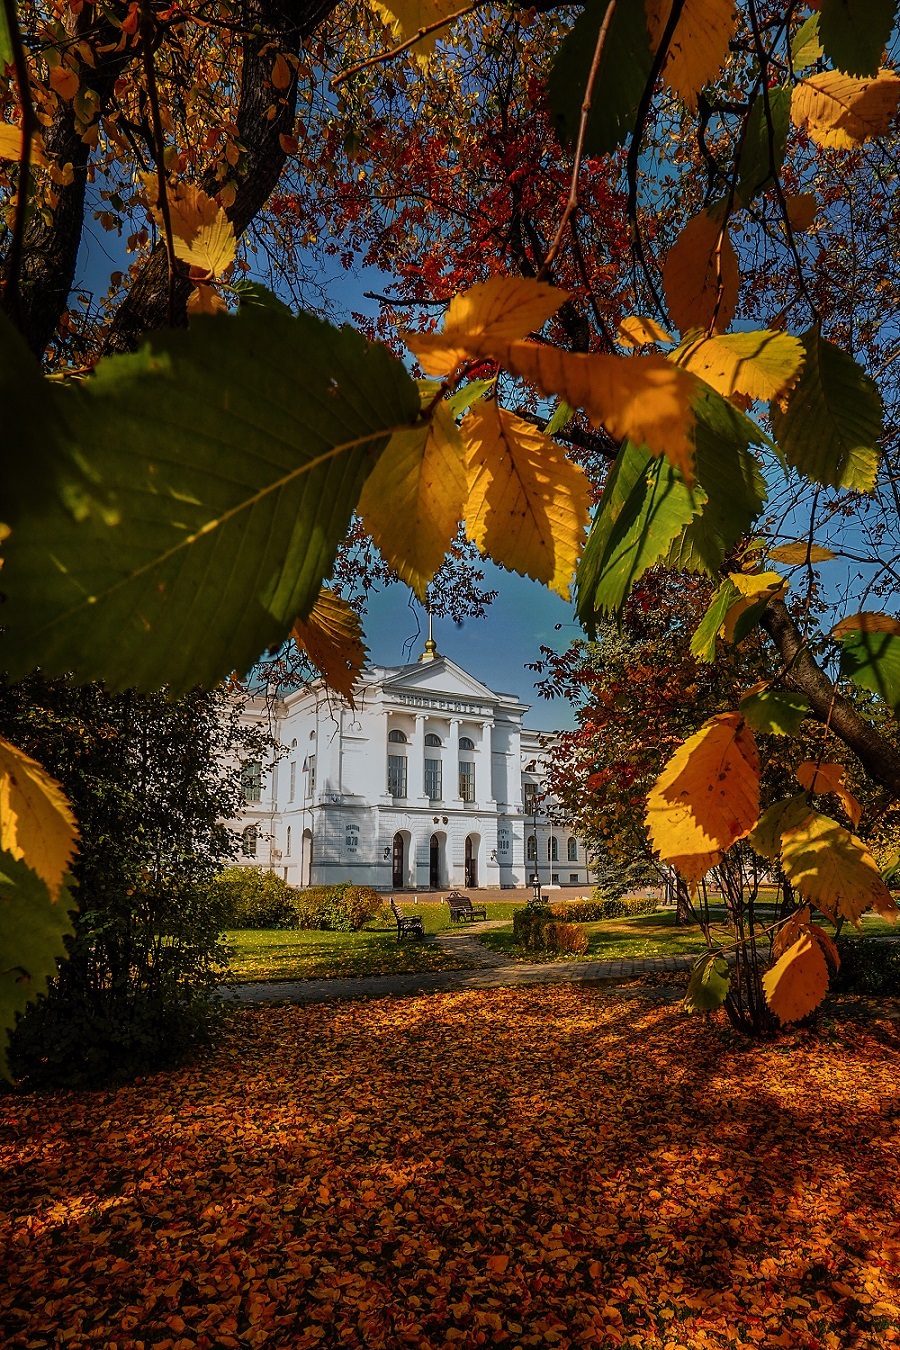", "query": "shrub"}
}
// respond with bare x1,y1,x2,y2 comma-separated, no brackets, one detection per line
587,890,659,920
549,898,607,923
512,906,555,951
212,868,300,929
542,922,589,956
832,938,900,996
292,883,382,931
